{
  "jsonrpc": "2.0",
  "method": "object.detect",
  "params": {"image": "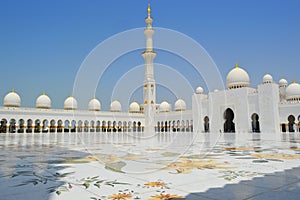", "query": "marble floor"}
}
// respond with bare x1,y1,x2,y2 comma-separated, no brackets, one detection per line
1,132,300,200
